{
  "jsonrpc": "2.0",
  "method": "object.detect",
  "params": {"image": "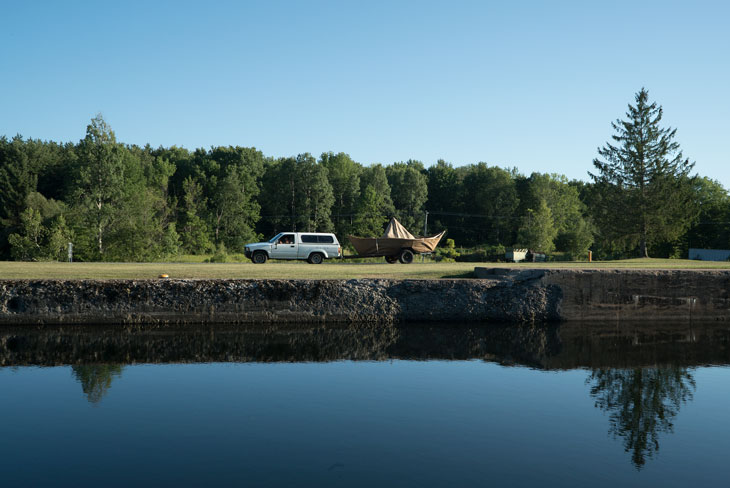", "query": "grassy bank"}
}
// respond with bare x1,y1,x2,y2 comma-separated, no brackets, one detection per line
1,258,729,280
